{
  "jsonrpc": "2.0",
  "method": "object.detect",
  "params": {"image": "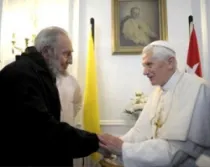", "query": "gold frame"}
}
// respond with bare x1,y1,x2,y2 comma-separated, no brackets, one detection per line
112,0,168,55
